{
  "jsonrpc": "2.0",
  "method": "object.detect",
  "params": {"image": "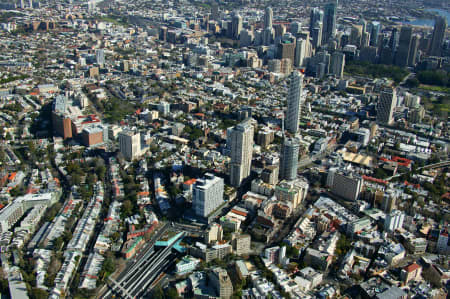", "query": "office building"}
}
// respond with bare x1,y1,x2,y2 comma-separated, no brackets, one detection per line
309,7,324,34
268,59,281,73
190,243,232,263
277,39,296,63
294,38,308,67
232,13,242,40
376,87,397,125
211,2,219,20
331,172,362,201
232,233,251,256
52,95,73,139
229,119,254,187
205,223,223,244
157,101,170,117
389,27,399,51
209,267,233,299
408,34,420,66
384,210,405,232
322,1,337,44
353,127,370,146
264,246,288,265
193,173,224,218
264,7,273,29
263,27,274,45
311,22,323,49
95,49,105,66
81,125,106,147
381,192,396,213
274,24,286,41
429,16,447,56
290,21,301,35
118,130,141,161
409,106,425,123
394,26,412,67
437,229,450,255
279,137,300,180
239,29,254,47
368,21,381,47
275,178,309,209
350,24,363,47
286,71,303,134
330,51,345,78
